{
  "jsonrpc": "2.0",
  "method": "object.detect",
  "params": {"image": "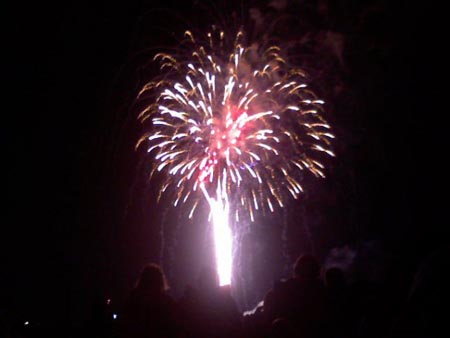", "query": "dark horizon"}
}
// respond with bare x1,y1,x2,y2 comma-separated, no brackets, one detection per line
3,0,448,331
